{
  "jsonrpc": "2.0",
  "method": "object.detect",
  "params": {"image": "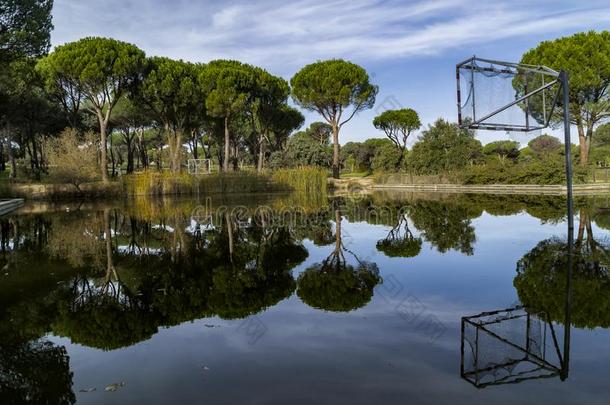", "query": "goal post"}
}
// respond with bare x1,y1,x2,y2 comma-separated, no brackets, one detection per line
187,159,211,175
